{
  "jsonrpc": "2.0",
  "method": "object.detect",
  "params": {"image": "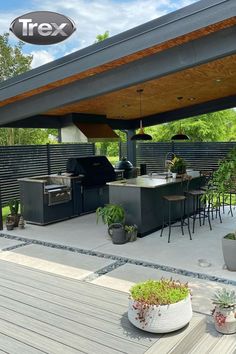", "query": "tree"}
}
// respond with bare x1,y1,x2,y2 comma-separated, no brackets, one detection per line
145,109,236,142
0,33,32,81
95,31,109,43
0,33,58,145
